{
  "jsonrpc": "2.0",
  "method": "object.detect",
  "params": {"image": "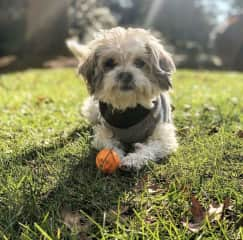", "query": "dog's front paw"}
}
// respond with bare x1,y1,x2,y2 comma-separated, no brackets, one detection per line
120,153,147,170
